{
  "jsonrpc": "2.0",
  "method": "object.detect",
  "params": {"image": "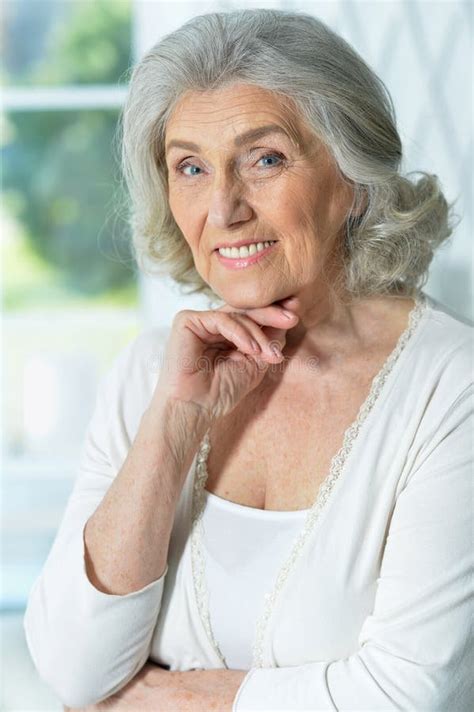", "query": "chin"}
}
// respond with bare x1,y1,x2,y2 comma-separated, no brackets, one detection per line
218,283,276,310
